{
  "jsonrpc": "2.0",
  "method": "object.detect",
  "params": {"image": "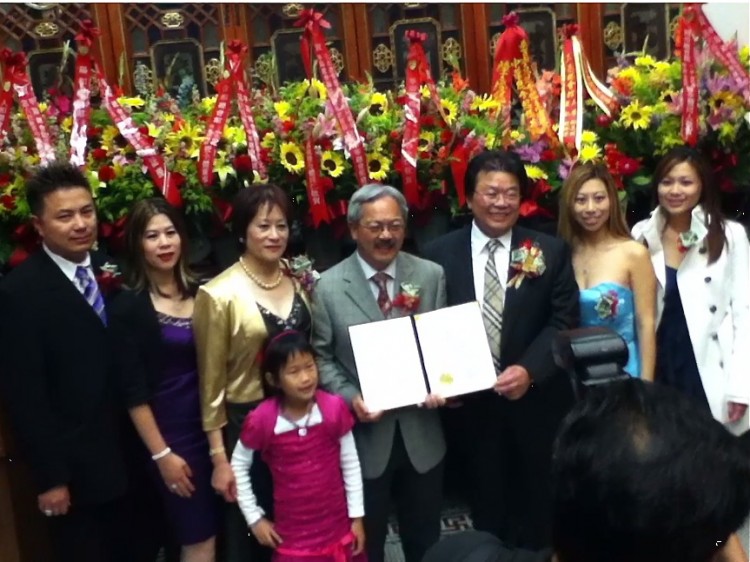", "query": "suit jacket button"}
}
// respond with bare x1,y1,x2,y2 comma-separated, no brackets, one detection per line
699,247,707,254
720,361,724,368
709,305,717,313
704,276,712,283
712,333,719,341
